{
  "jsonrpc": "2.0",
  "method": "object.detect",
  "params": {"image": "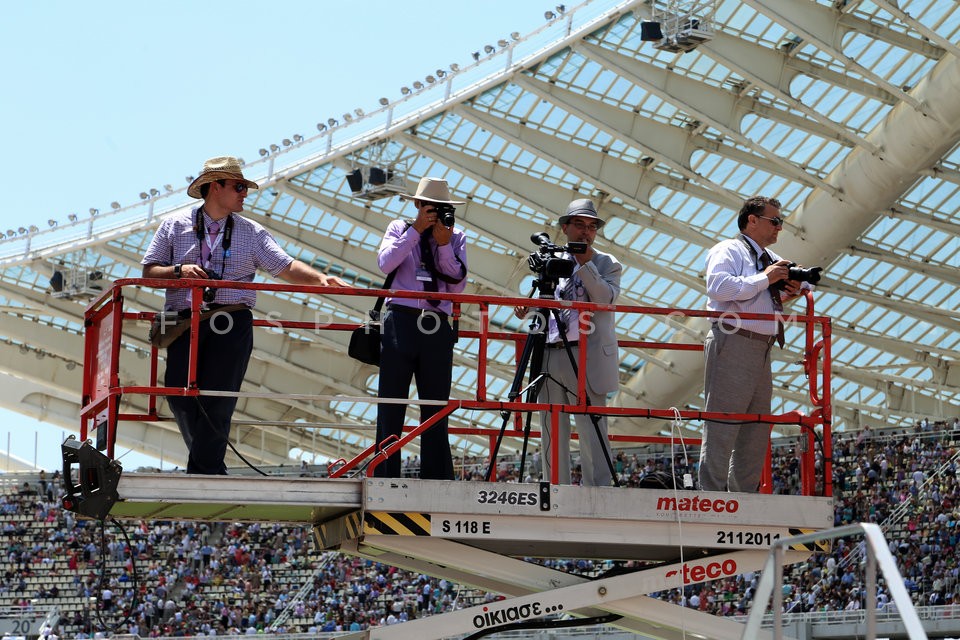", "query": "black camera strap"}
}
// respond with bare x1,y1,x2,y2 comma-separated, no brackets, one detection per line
418,226,466,285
